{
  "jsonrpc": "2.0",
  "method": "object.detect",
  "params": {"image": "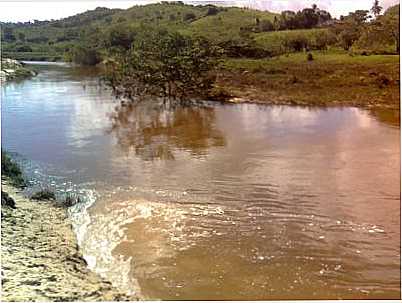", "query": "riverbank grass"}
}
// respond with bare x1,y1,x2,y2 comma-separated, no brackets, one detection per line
1,151,26,188
219,51,400,109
